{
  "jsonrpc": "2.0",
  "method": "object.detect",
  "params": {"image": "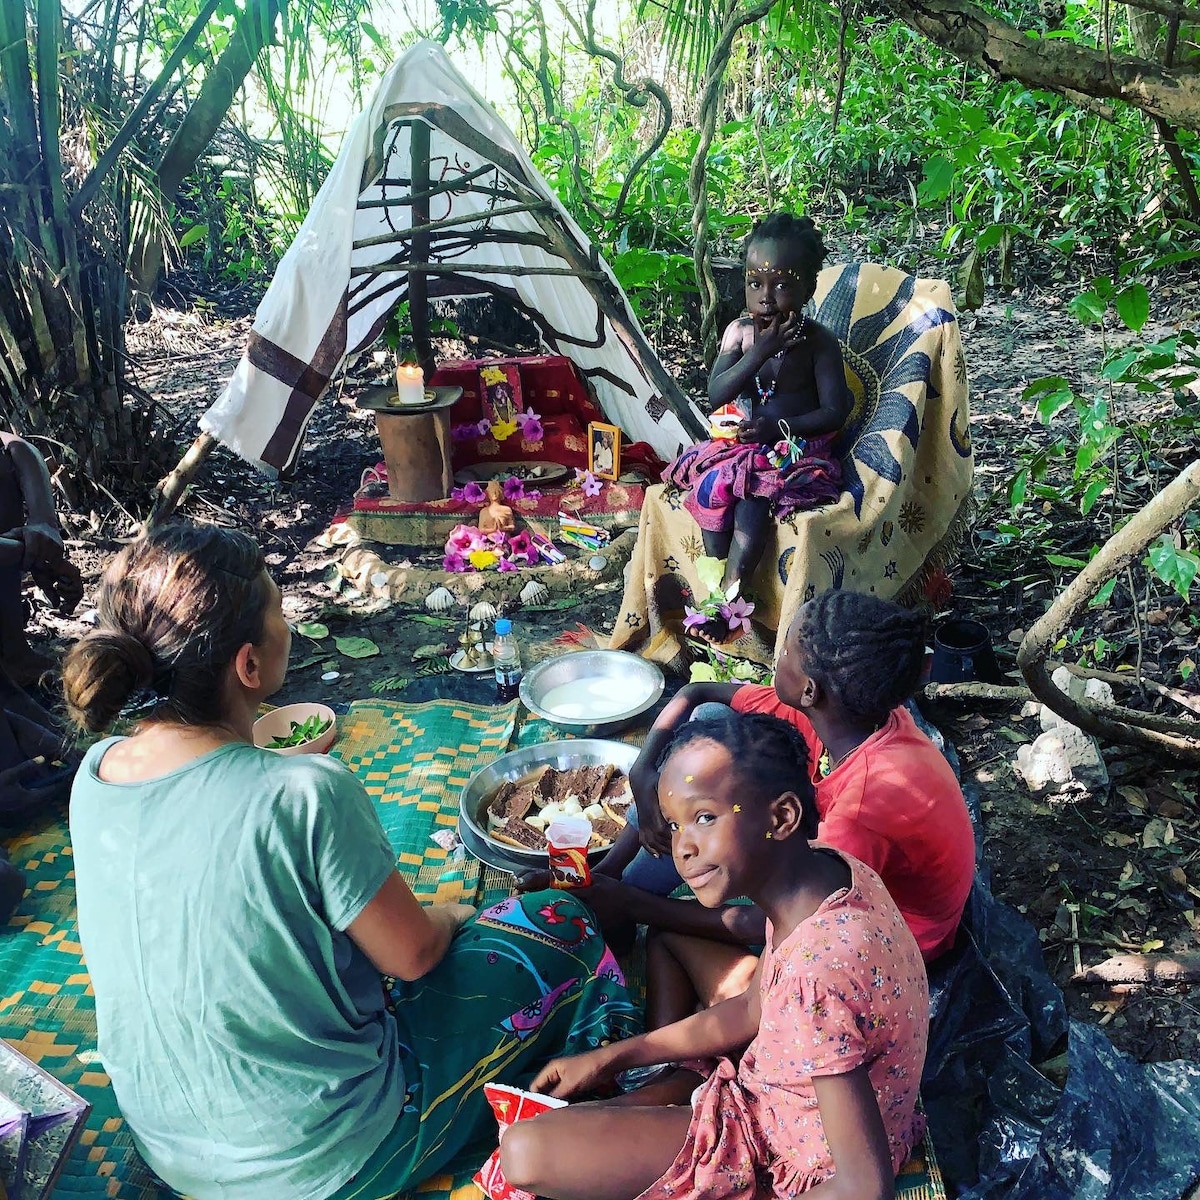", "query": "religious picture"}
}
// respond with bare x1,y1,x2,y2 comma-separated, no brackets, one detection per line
479,363,523,429
588,422,621,481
